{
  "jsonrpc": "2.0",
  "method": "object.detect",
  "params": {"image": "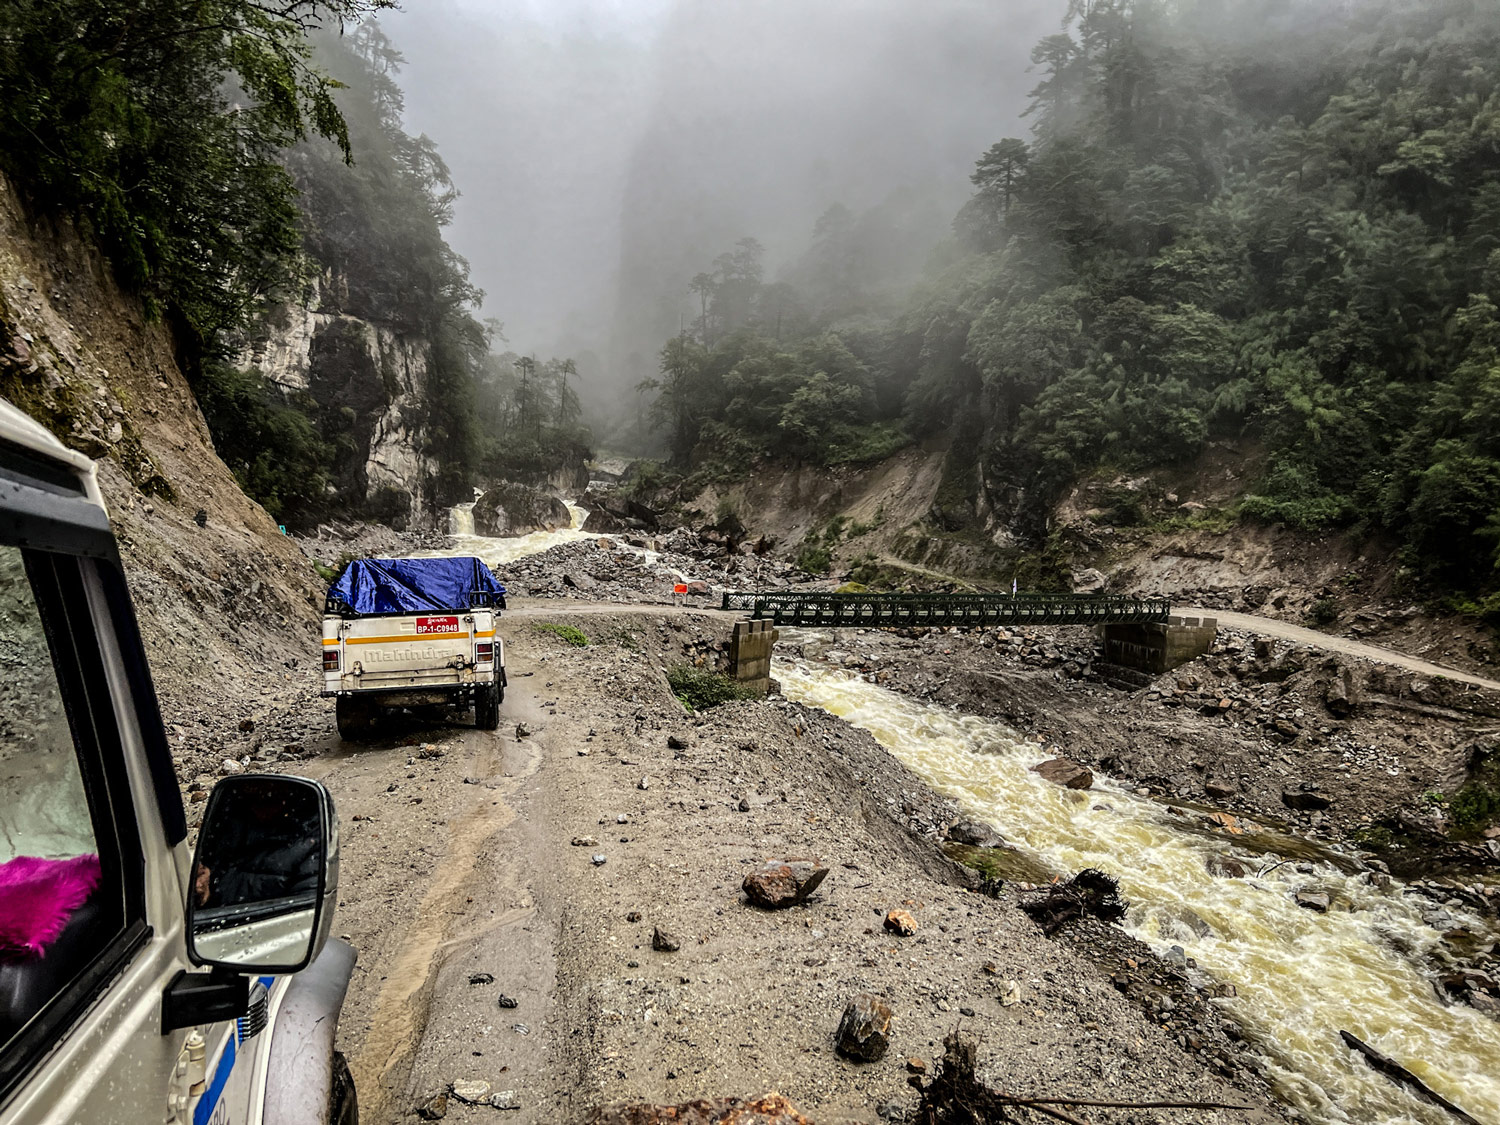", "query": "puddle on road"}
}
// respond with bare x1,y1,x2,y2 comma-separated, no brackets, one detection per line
776,656,1500,1125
